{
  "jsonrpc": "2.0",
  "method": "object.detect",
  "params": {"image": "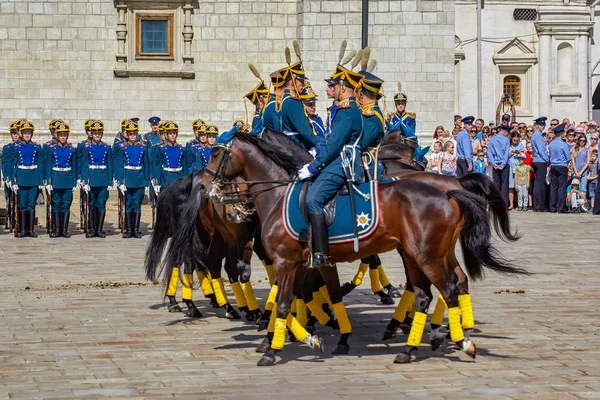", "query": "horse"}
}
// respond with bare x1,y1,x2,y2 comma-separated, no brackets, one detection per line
194,130,526,365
